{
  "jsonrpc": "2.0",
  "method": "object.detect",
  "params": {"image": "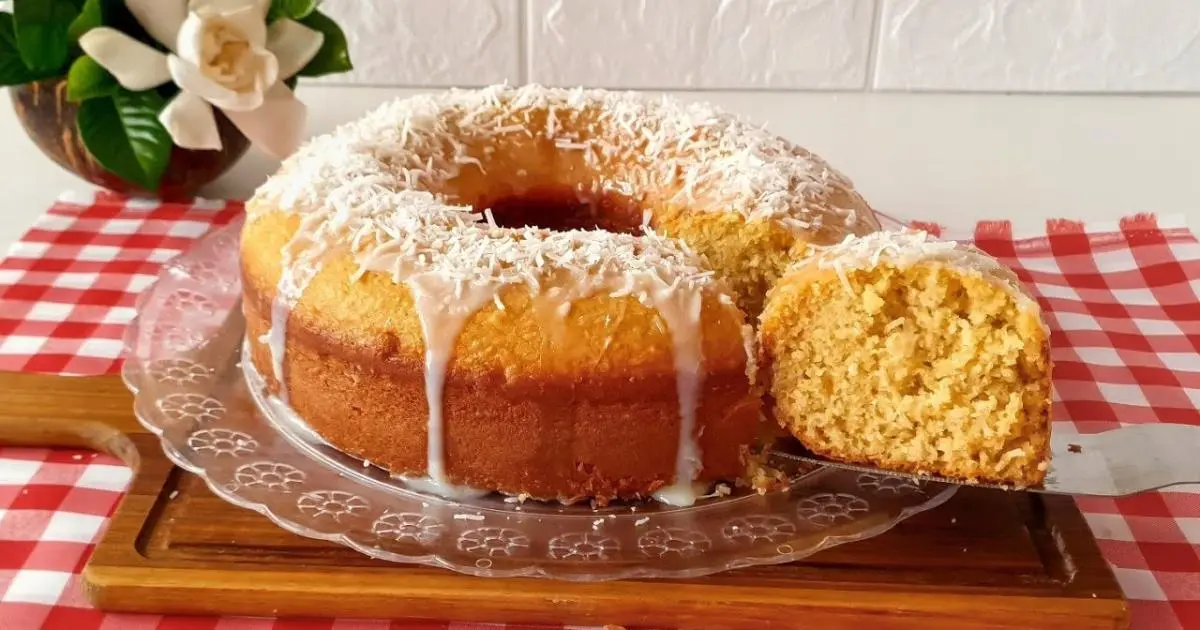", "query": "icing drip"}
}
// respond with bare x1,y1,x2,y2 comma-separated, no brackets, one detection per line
264,227,328,401
397,475,488,500
648,288,705,507
406,273,499,495
265,299,290,399
653,482,710,507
